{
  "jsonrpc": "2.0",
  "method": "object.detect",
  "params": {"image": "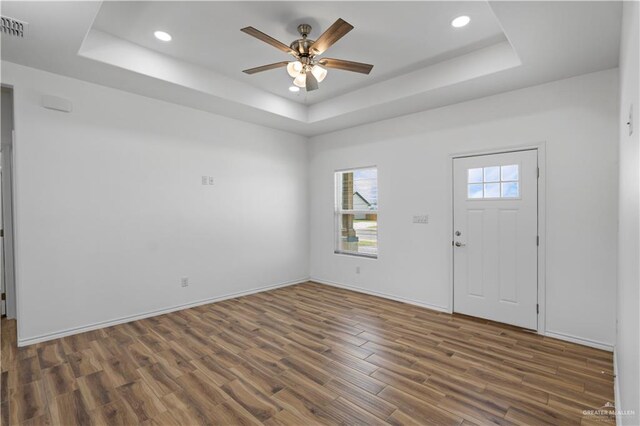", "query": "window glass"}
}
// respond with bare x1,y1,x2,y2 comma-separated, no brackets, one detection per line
468,184,483,199
501,165,519,181
483,166,500,182
468,168,483,183
501,182,520,198
467,164,520,199
335,168,378,258
484,183,500,198
336,213,378,256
